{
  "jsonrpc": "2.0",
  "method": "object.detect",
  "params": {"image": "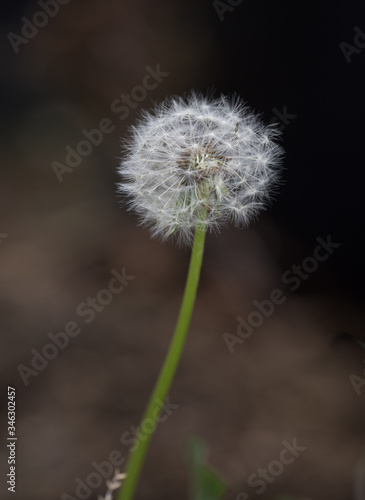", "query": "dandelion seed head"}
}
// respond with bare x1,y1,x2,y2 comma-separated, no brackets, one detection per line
118,93,284,245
